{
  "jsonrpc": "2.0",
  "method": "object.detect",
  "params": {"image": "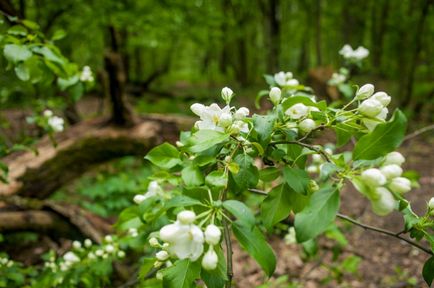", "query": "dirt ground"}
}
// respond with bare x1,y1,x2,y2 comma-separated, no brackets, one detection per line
232,136,434,288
